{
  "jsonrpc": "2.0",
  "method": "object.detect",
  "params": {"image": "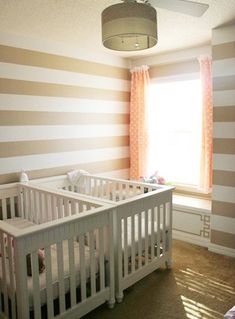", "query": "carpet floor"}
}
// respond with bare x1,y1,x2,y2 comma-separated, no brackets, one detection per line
83,240,235,319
